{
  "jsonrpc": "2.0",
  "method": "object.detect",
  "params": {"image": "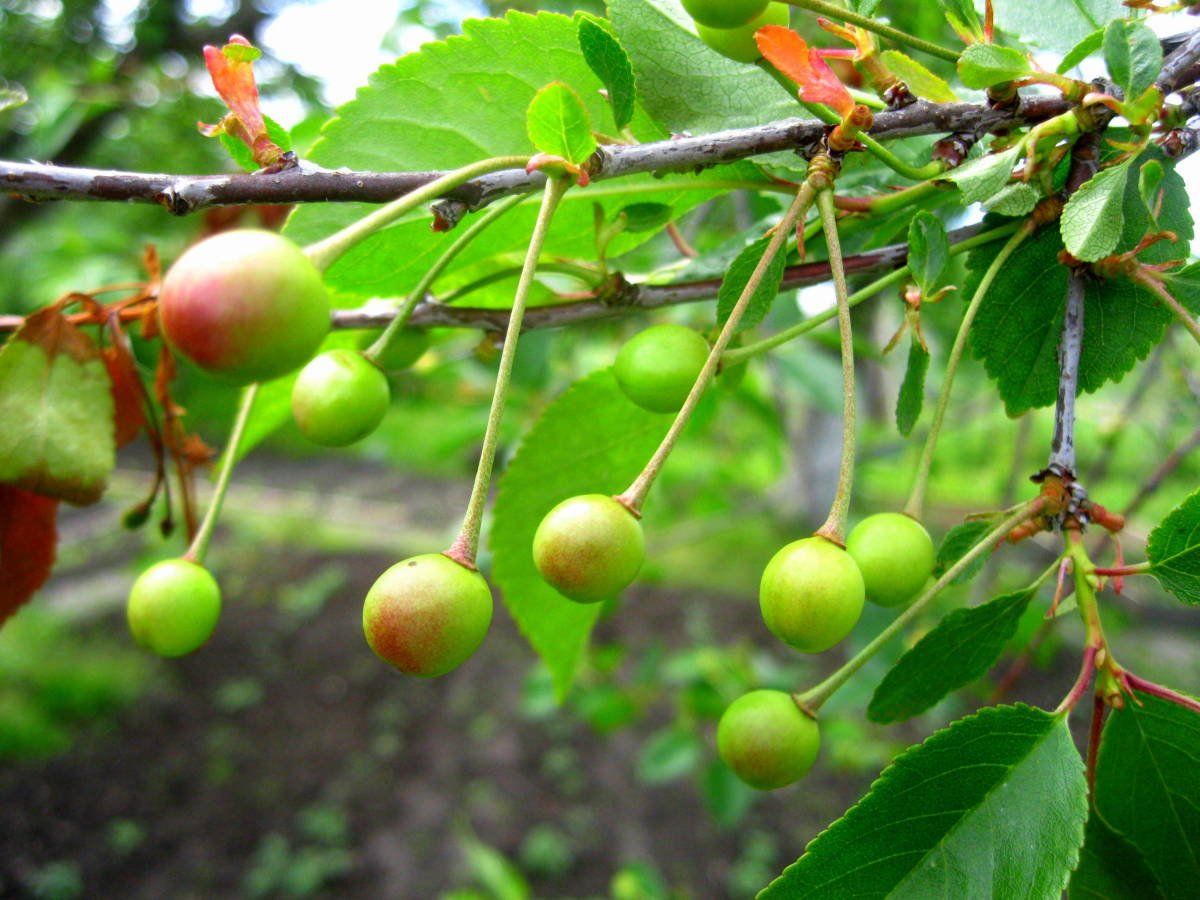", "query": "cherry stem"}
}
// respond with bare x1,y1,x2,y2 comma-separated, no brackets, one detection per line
1055,643,1098,715
303,155,530,273
1086,692,1106,801
780,0,961,63
445,176,571,568
1123,671,1200,715
616,181,818,513
721,222,1022,366
904,223,1033,521
1140,274,1200,347
184,383,259,566
365,194,524,364
814,188,856,546
1092,562,1152,577
797,499,1044,712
